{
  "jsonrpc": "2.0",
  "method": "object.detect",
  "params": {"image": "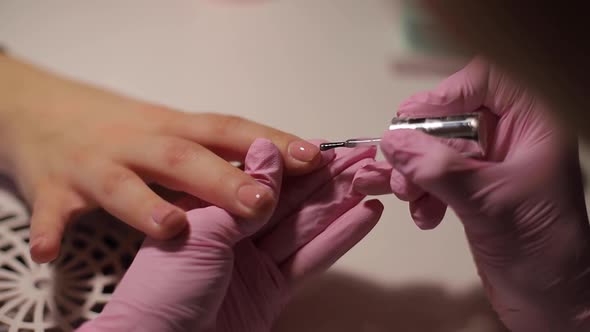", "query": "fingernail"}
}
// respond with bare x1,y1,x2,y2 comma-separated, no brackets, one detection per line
30,236,52,263
152,205,187,227
30,236,46,253
288,140,320,162
237,184,272,211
